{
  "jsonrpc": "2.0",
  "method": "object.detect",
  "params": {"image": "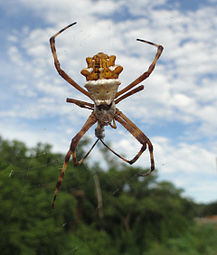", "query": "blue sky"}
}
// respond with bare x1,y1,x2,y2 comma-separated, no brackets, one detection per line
1,0,217,203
